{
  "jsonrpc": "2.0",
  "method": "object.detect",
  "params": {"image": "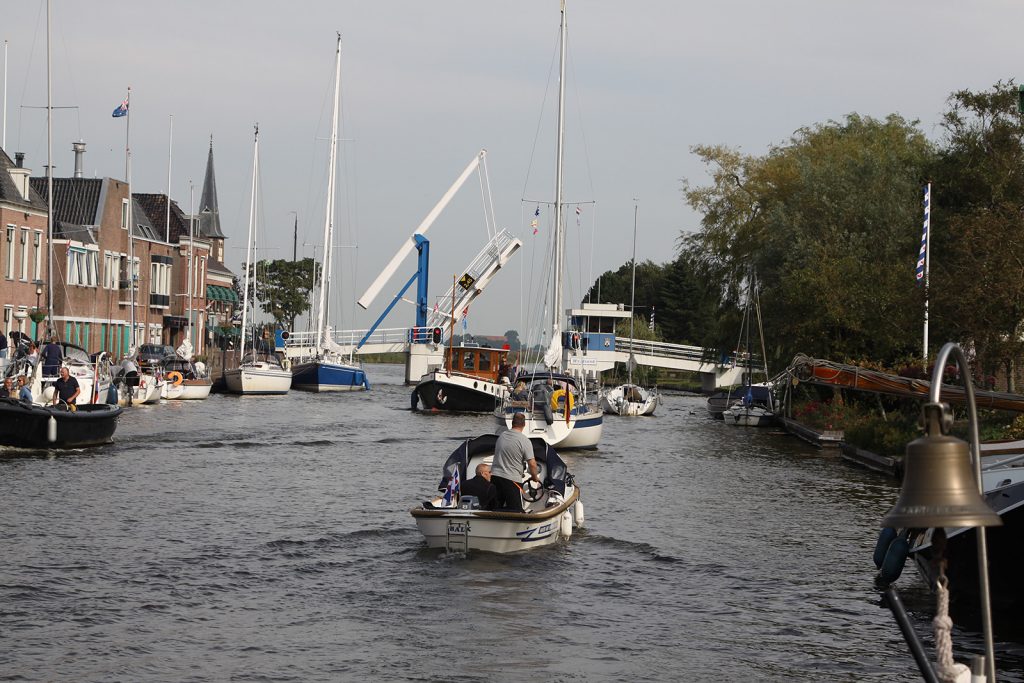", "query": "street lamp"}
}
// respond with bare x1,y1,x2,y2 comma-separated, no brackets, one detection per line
882,342,1001,683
